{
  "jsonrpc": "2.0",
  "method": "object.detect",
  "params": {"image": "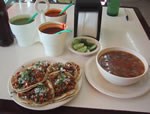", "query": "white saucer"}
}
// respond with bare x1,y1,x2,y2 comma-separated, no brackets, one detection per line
85,57,150,99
